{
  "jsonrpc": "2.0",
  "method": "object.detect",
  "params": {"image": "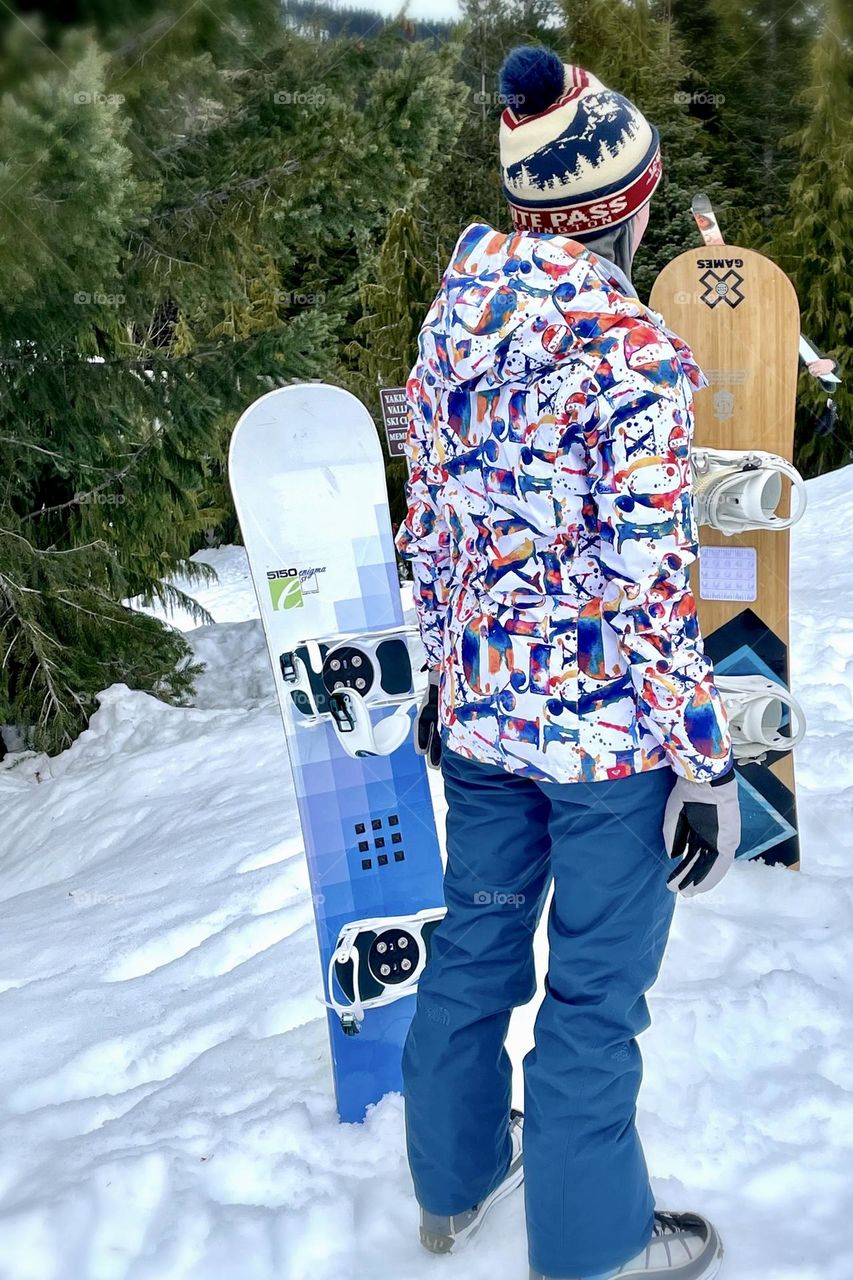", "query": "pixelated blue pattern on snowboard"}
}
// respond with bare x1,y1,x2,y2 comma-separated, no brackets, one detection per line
229,386,444,1122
